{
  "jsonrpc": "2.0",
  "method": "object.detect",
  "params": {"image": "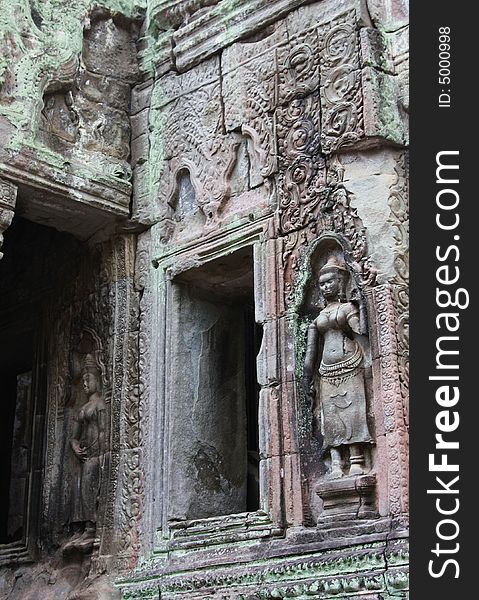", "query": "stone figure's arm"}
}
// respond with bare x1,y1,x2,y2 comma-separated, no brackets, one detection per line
302,321,320,397
71,417,86,462
98,407,107,457
346,304,361,335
